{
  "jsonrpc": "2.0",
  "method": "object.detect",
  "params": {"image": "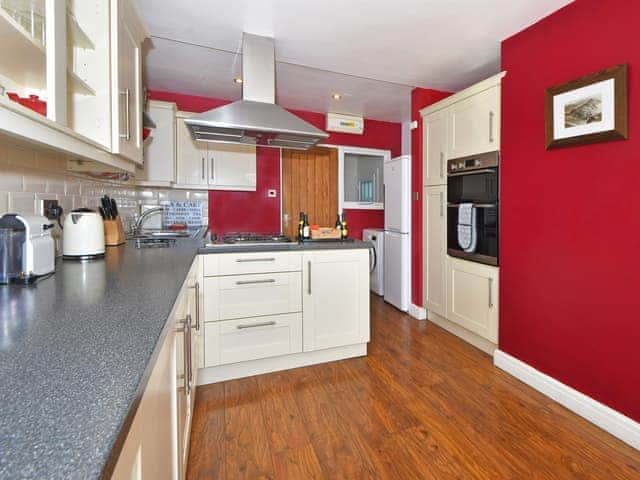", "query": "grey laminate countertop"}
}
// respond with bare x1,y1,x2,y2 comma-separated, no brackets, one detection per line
0,237,369,478
198,238,372,254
